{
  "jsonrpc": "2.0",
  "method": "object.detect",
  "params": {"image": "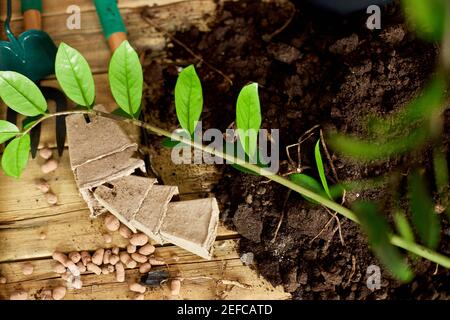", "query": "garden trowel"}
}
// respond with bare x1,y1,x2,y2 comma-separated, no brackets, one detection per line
1,0,67,157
